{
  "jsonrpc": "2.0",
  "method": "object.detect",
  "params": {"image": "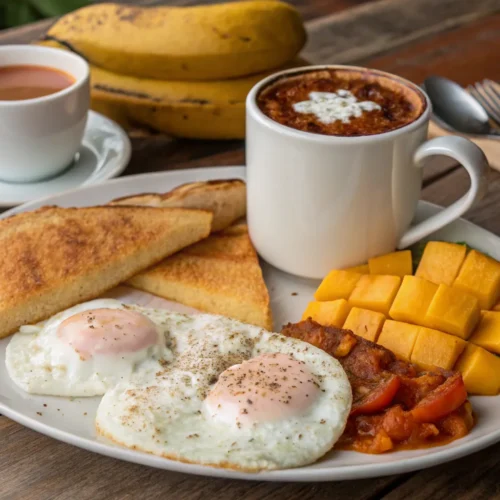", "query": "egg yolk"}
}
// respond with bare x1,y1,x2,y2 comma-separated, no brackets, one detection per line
57,308,159,360
204,352,320,427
